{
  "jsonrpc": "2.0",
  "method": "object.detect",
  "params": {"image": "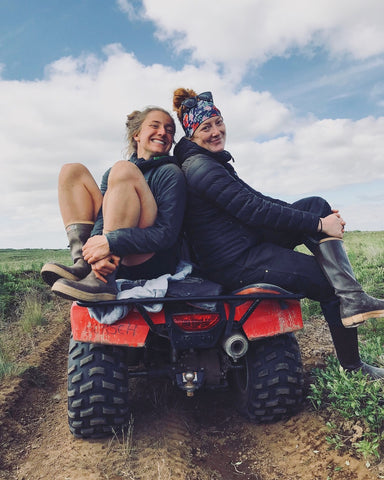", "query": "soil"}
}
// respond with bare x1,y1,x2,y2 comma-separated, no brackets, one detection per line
1,298,384,480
